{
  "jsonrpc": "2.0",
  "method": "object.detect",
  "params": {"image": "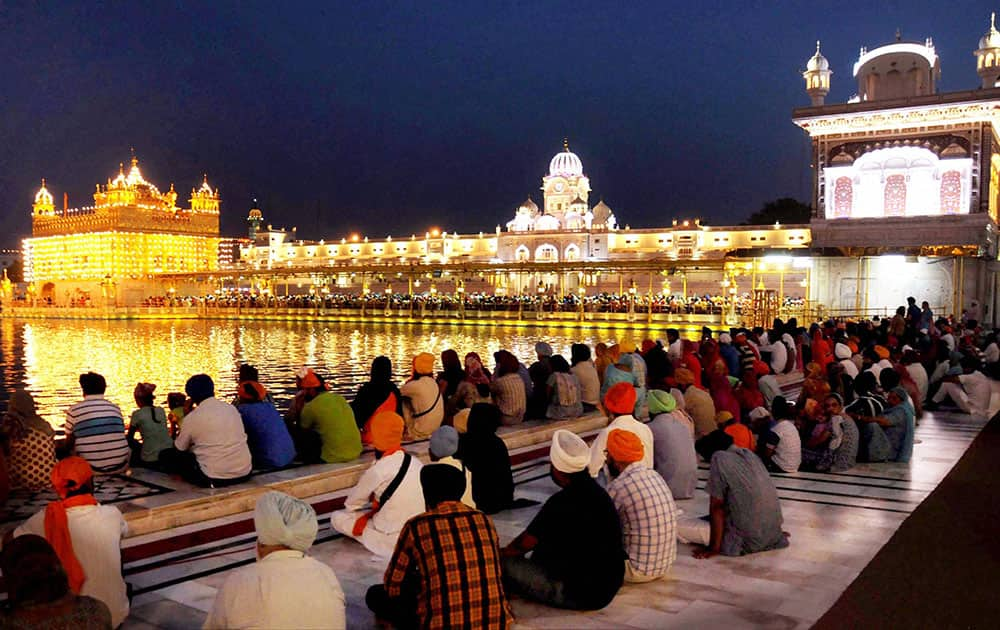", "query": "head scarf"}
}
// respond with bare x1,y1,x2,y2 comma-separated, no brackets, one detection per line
429,426,460,458
254,491,318,552
370,356,393,384
421,463,467,508
441,349,462,371
295,366,322,389
4,390,54,438
709,373,741,420
603,382,637,415
674,368,695,386
413,352,435,376
607,429,644,465
534,342,554,357
753,360,771,377
238,380,267,402
134,382,156,402
719,332,733,344
550,429,589,473
495,350,520,376
619,339,637,354
185,374,215,403
647,389,677,415
464,355,490,385
834,343,852,360
748,407,771,421
370,411,404,453
44,457,97,593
